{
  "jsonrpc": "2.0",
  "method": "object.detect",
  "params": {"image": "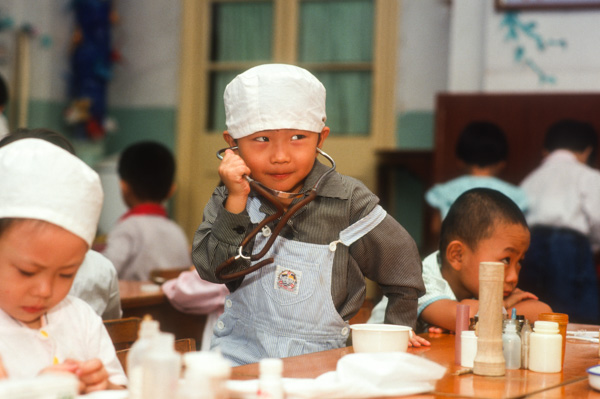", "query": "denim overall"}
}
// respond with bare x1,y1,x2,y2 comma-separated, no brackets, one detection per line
211,197,387,366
